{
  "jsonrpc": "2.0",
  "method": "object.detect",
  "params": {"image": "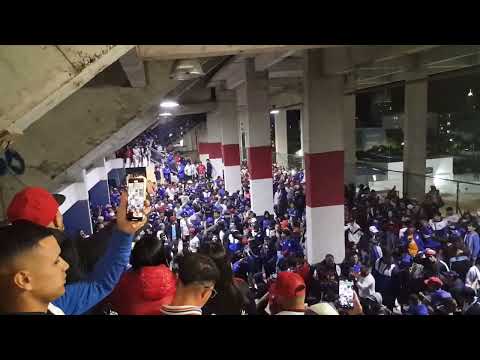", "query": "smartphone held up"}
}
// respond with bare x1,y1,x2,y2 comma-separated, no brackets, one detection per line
127,175,147,221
